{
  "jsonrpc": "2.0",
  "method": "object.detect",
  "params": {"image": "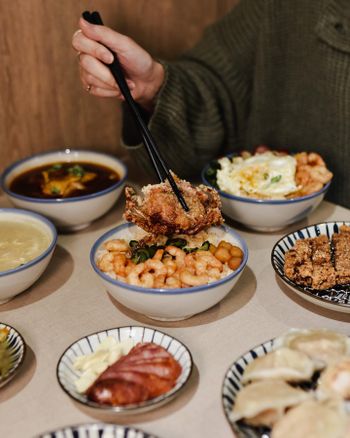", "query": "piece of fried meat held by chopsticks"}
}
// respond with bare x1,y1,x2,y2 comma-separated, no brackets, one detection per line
124,176,223,235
